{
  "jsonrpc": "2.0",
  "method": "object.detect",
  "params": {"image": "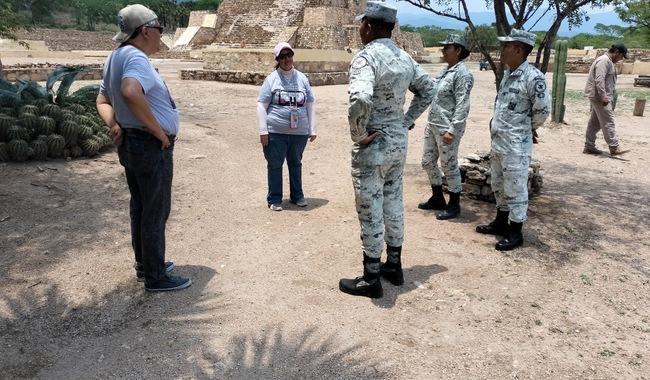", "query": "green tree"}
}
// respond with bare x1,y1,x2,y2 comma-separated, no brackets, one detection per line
0,1,30,79
615,0,650,43
399,0,615,88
